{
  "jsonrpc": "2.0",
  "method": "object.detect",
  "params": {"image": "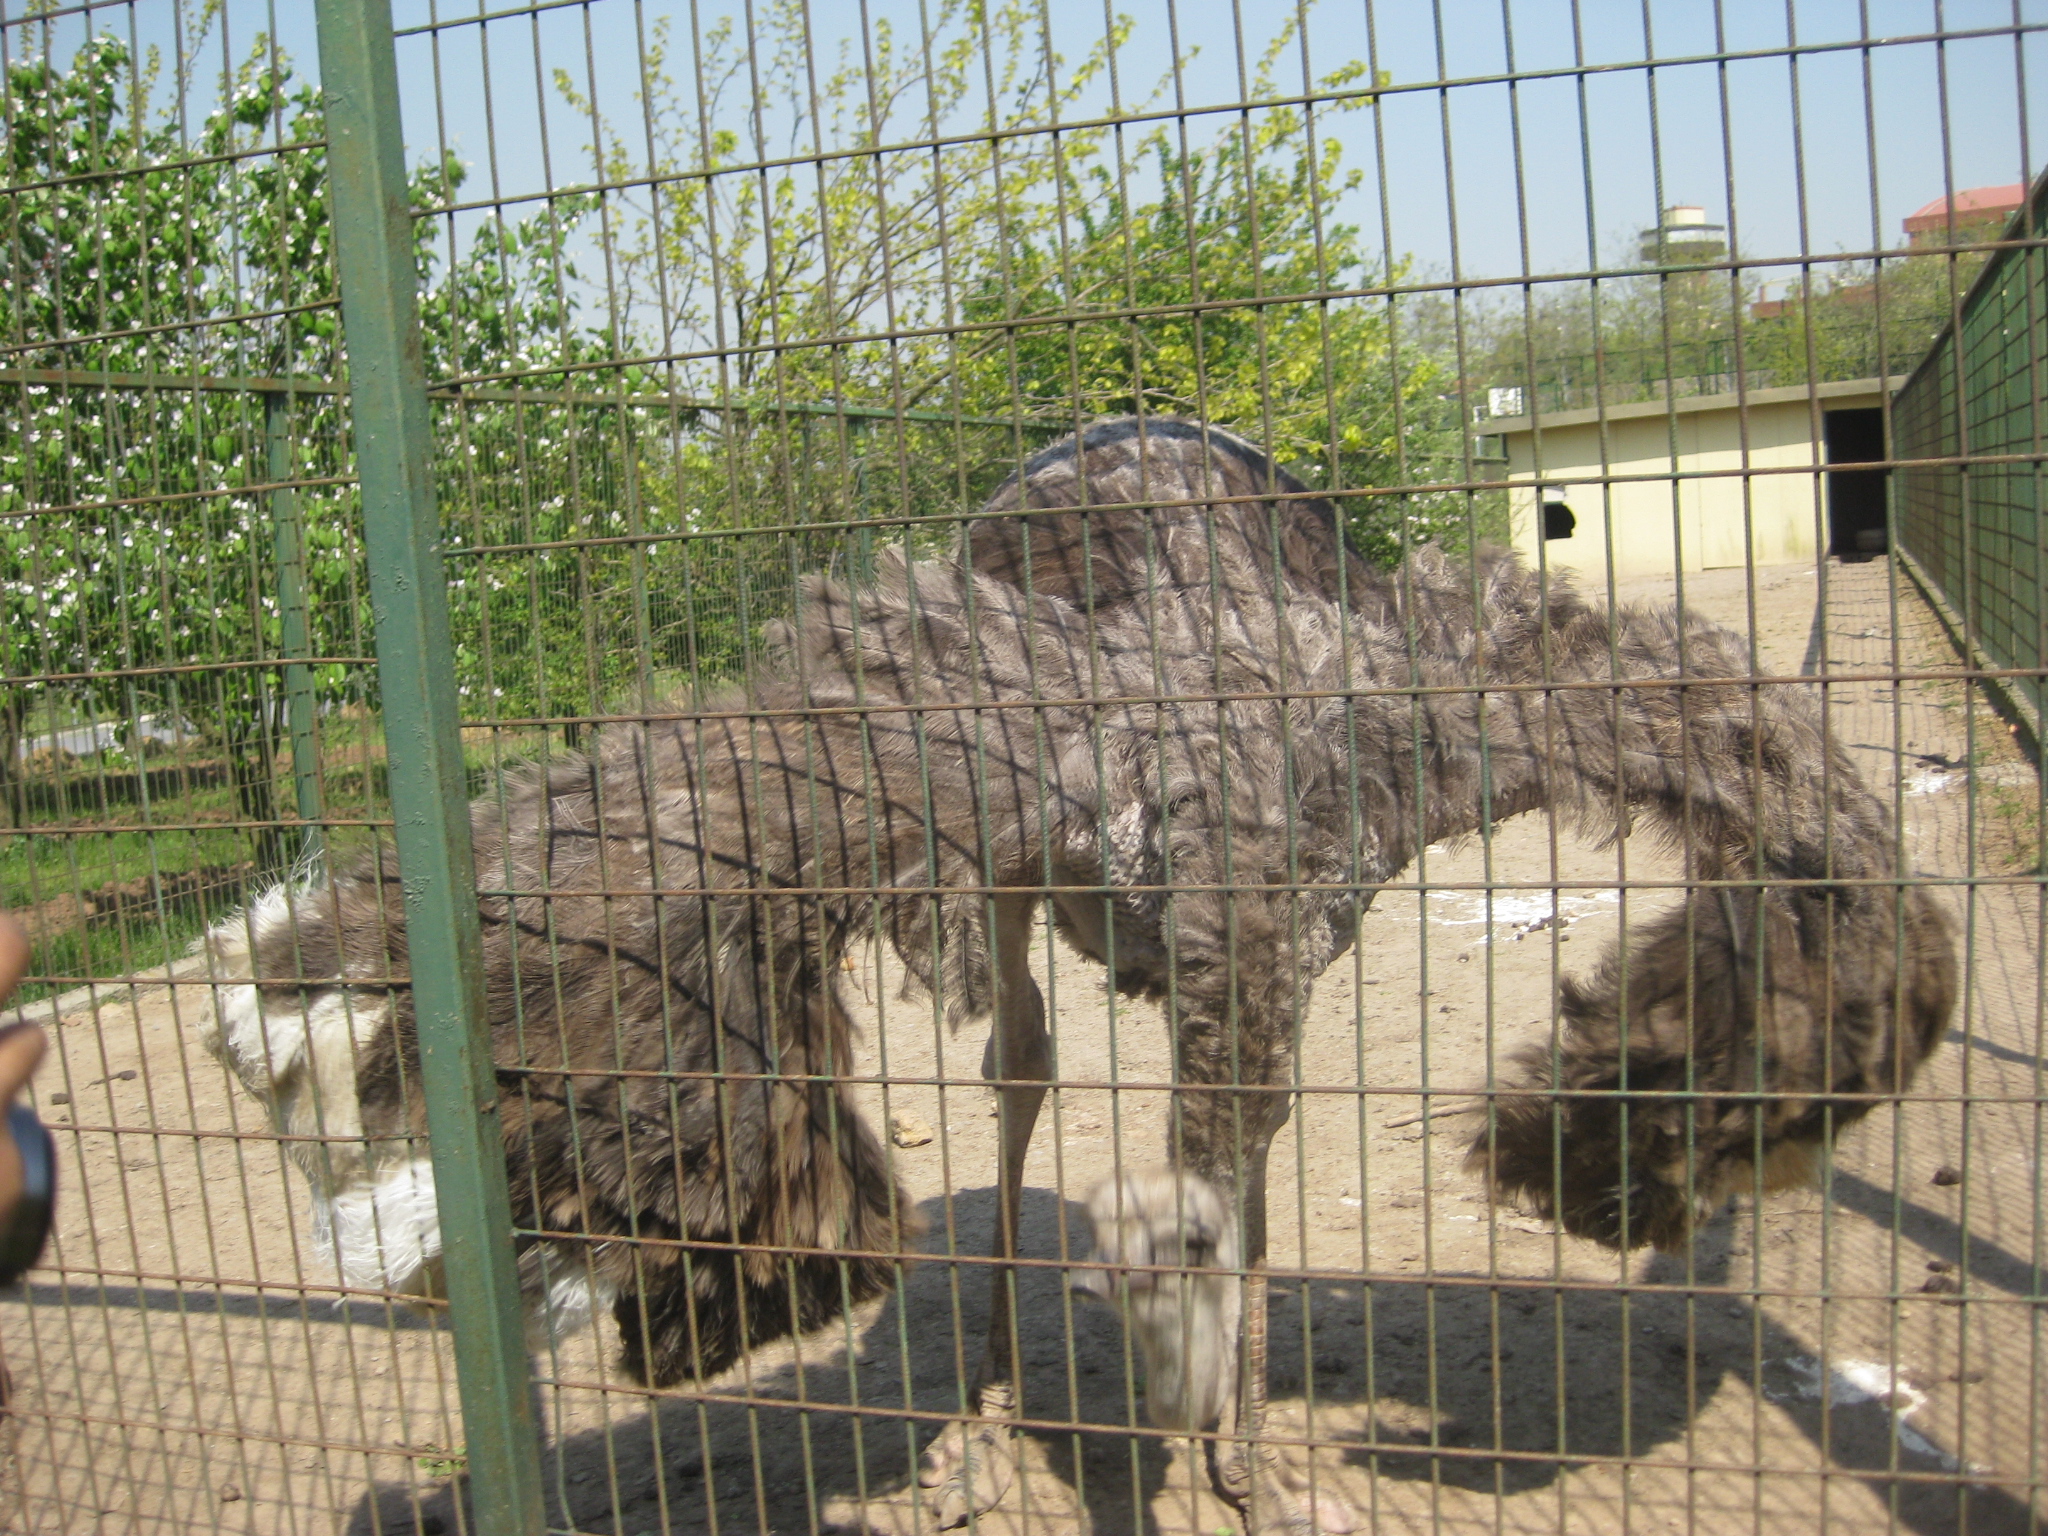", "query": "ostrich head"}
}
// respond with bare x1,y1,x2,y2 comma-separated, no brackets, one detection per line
1074,1169,1242,1431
